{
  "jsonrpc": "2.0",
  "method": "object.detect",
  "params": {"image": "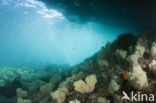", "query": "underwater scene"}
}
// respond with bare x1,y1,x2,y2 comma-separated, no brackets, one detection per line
0,0,156,103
